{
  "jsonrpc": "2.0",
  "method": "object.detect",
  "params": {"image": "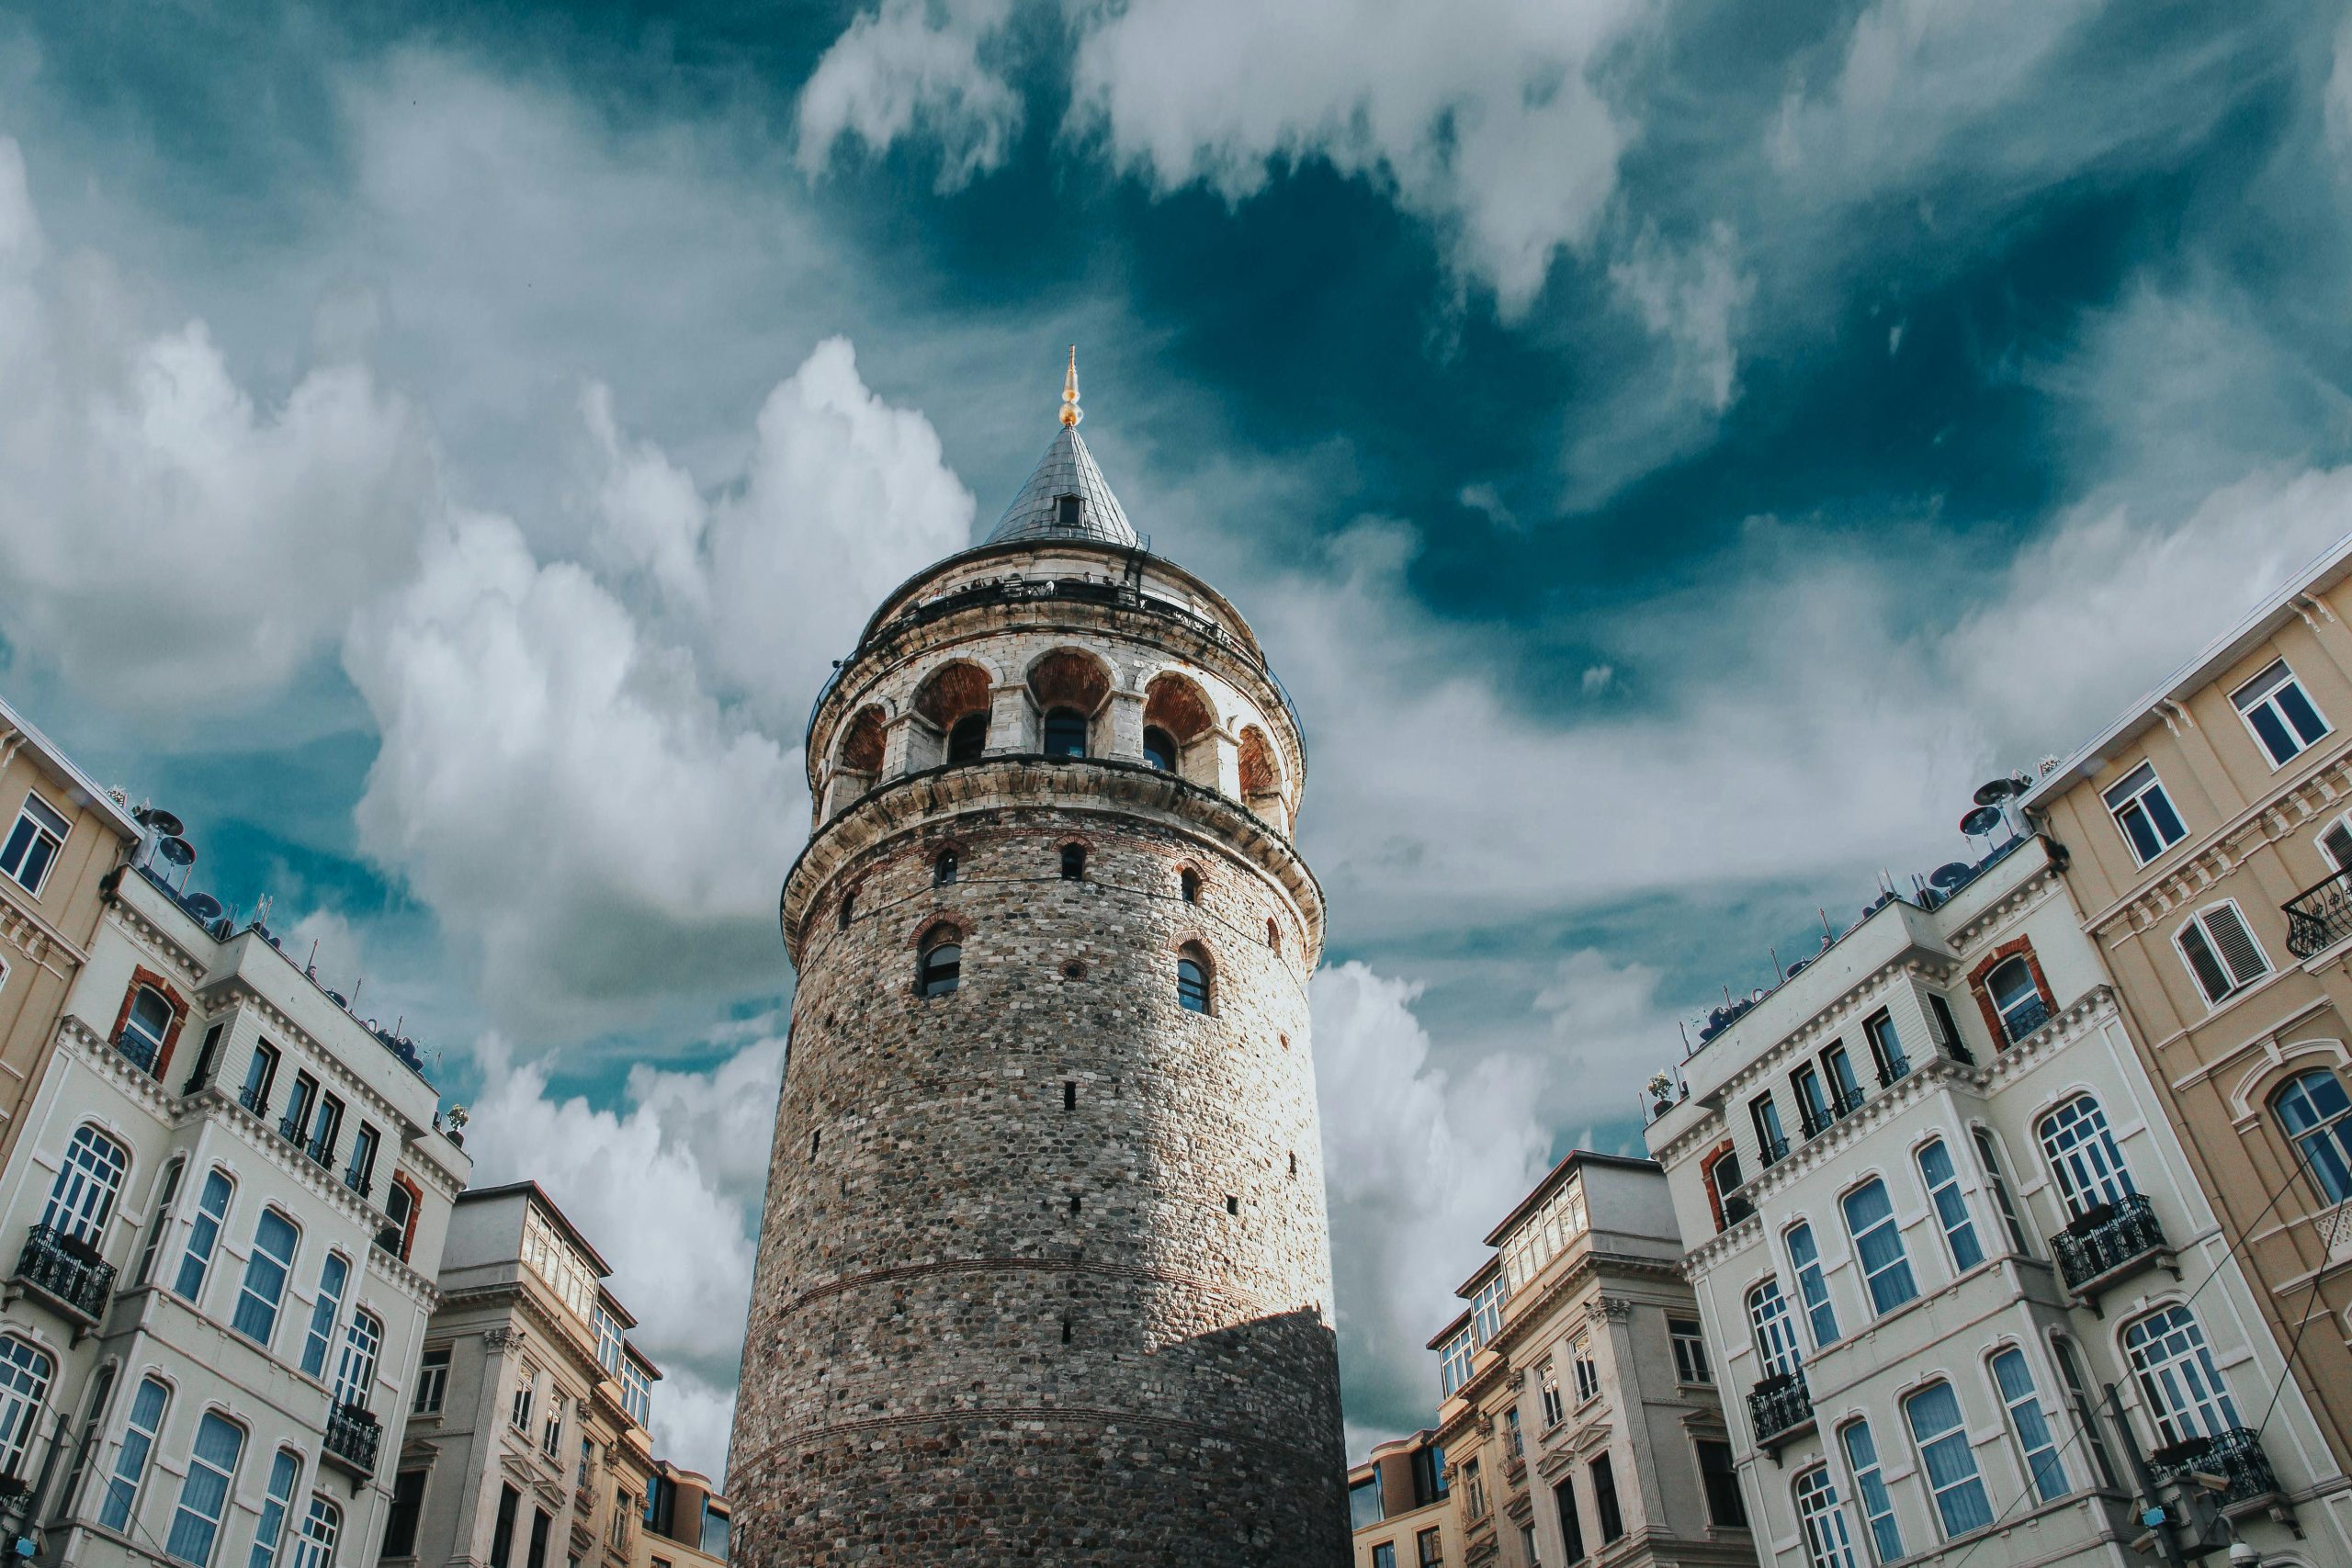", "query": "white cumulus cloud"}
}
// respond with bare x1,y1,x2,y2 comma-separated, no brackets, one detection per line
795,0,1023,192
0,136,438,717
